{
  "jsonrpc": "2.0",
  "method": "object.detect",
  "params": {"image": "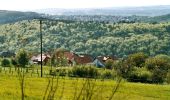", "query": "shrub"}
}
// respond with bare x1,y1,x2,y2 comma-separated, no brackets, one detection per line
58,69,67,76
105,59,114,69
101,70,112,79
112,60,130,78
166,70,170,84
101,69,117,79
11,58,18,67
16,49,29,68
71,66,98,78
145,57,170,83
1,58,11,67
51,68,68,76
127,67,152,83
127,52,148,68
